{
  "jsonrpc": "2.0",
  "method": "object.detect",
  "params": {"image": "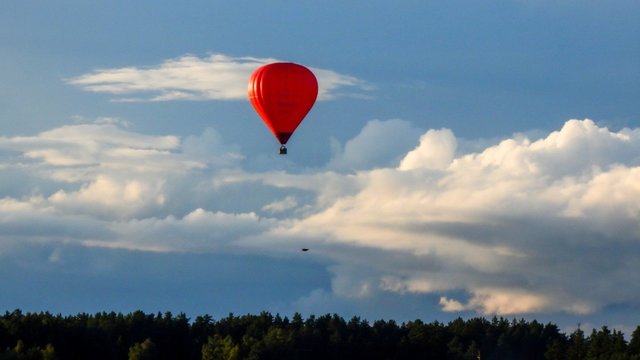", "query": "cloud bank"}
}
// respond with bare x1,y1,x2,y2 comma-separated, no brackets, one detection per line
67,54,373,102
2,118,639,317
